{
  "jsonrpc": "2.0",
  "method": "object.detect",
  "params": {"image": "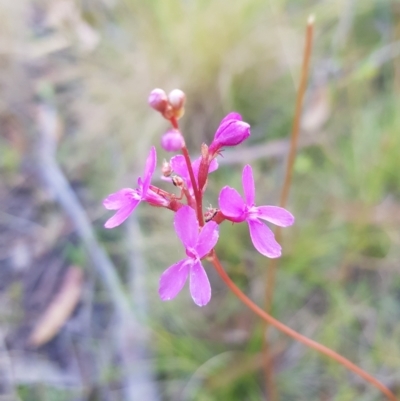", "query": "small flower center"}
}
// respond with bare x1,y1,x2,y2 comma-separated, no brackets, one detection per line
247,205,259,220
186,246,198,259
132,189,142,201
